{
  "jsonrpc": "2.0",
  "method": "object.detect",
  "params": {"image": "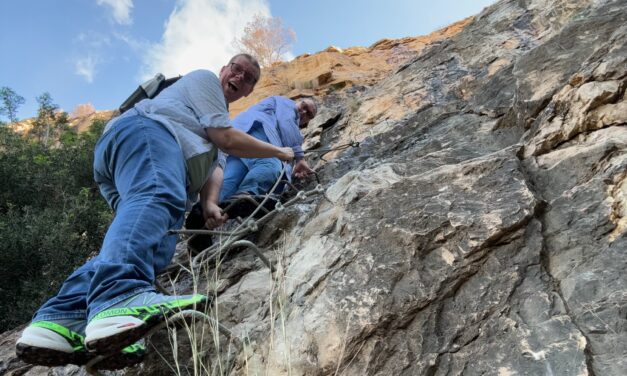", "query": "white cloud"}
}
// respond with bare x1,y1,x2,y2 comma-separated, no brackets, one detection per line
114,32,148,53
140,0,271,80
75,55,99,83
75,31,111,49
97,0,134,25
72,31,112,82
